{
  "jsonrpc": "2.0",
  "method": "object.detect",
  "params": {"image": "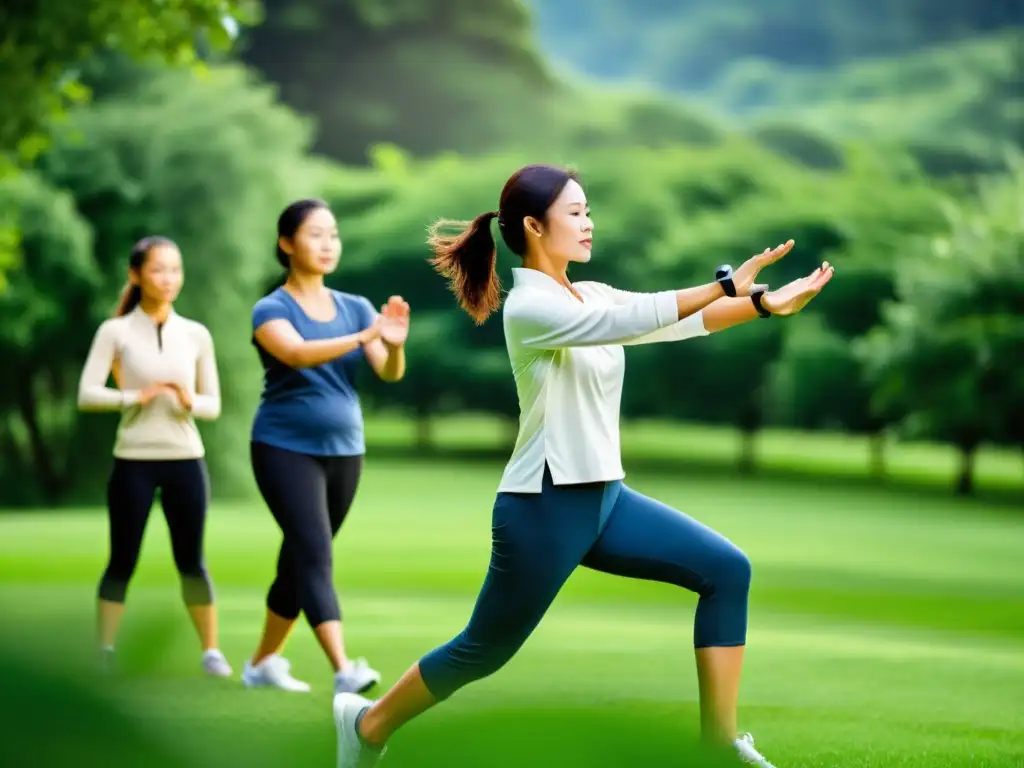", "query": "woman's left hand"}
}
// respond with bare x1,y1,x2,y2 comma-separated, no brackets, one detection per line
762,262,835,317
379,295,410,347
165,382,193,412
